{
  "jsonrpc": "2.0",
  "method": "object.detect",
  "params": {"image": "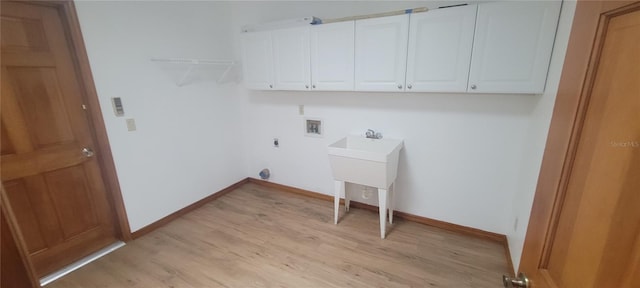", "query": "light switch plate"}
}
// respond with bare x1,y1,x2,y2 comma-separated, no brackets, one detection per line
111,97,125,117
126,118,136,131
